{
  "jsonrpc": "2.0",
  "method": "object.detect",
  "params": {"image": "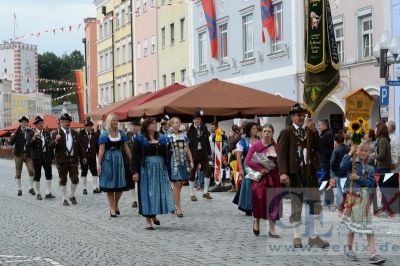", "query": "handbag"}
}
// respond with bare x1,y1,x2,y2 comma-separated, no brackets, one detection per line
245,151,276,182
